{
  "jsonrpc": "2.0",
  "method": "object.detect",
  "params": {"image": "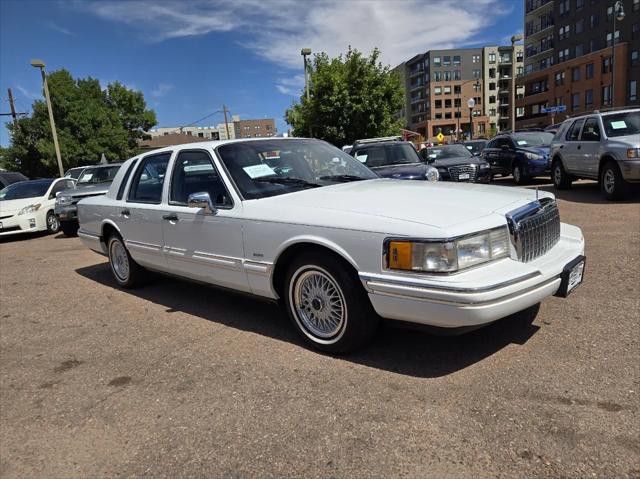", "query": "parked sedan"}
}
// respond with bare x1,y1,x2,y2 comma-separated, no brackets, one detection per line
0,178,75,237
55,163,122,236
421,144,491,183
77,138,585,353
481,131,554,185
0,171,28,189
